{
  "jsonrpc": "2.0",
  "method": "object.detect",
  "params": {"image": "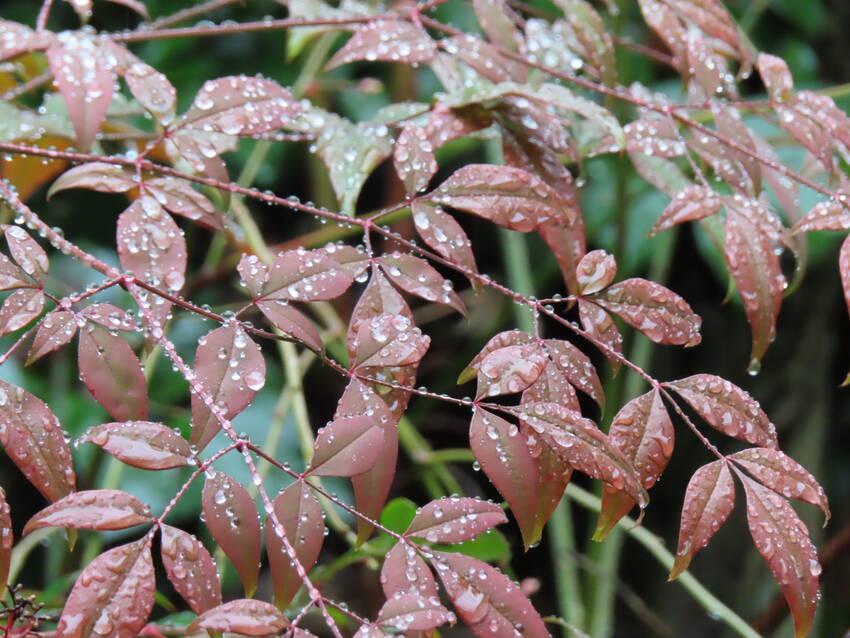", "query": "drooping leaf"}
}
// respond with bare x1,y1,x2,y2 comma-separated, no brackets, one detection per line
669,460,735,580
577,299,622,366
0,488,11,593
0,380,76,501
377,593,451,633
576,249,616,295
259,249,353,303
406,497,506,544
665,374,778,448
394,123,438,195
475,344,548,398
3,225,49,286
381,542,439,598
201,471,262,598
55,539,155,638
353,313,430,369
144,177,225,231
79,421,193,470
256,300,323,352
124,61,177,125
308,415,385,477
188,600,289,636
160,524,222,615
649,185,722,237
26,310,76,365
47,162,136,199
0,252,30,293
266,482,325,608
23,489,152,535
379,252,465,314
78,323,148,422
411,202,479,282
326,19,437,69
0,287,43,336
191,323,265,450
757,53,793,102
